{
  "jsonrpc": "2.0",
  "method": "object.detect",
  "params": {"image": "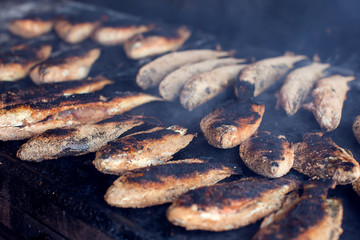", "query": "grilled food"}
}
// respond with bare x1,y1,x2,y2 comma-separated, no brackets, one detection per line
9,16,54,38
254,180,343,240
200,100,265,149
353,178,360,197
180,64,247,111
353,115,360,144
303,75,354,132
167,177,300,231
0,91,161,141
159,58,246,101
293,132,360,185
17,115,158,162
92,21,153,45
0,44,52,81
124,25,191,59
239,131,294,178
30,48,101,84
104,159,238,208
0,75,112,109
237,54,307,97
276,62,330,116
93,125,196,174
136,49,230,89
